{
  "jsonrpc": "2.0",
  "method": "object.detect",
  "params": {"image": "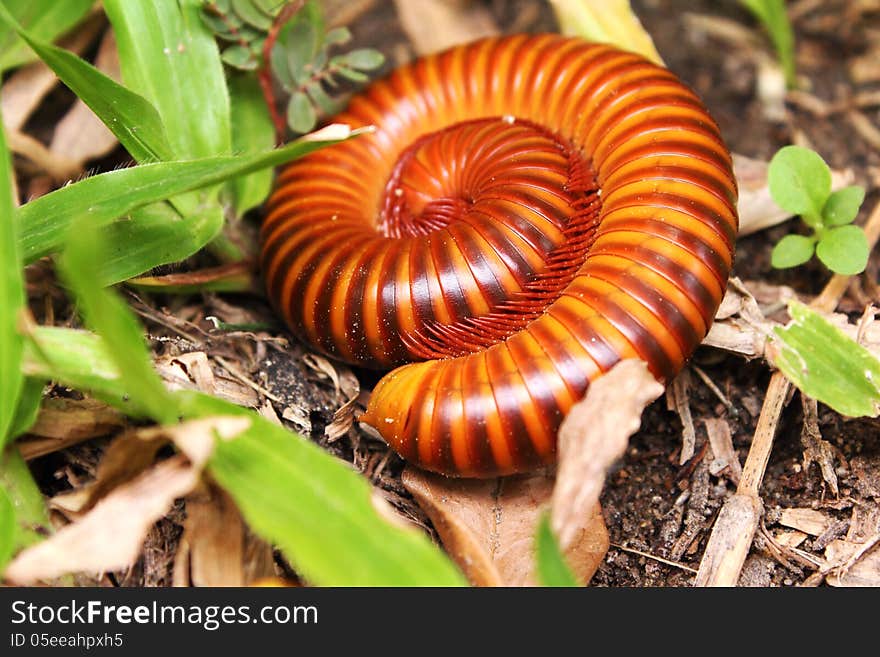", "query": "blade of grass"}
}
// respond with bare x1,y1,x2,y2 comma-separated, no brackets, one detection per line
535,512,579,587
0,0,93,71
8,378,44,440
57,221,180,426
228,75,275,217
18,126,366,265
0,446,50,566
0,2,173,163
0,105,24,447
104,0,231,160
